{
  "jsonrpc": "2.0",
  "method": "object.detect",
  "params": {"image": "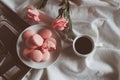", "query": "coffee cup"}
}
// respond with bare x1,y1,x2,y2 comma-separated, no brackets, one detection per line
73,35,102,57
